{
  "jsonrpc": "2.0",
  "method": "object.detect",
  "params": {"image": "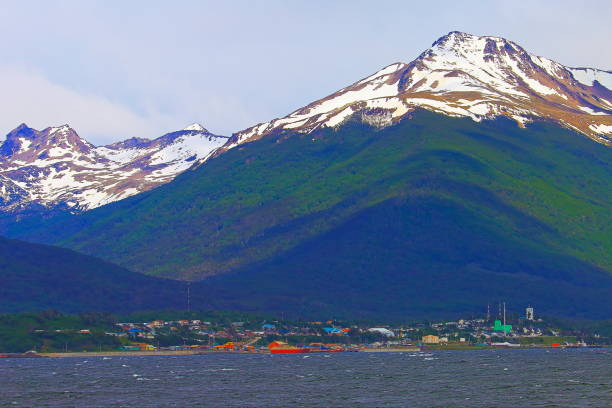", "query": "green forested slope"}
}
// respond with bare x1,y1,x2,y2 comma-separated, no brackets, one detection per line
7,111,611,318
